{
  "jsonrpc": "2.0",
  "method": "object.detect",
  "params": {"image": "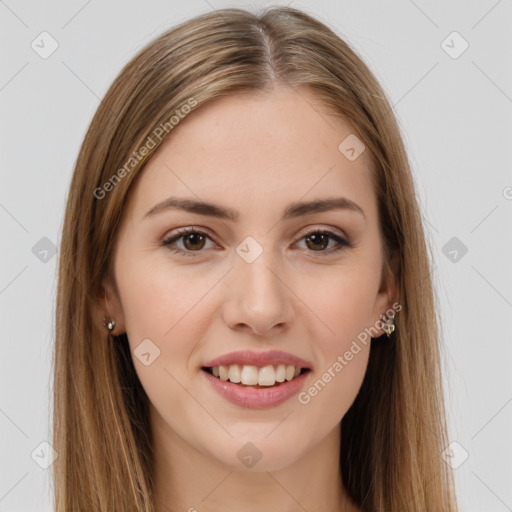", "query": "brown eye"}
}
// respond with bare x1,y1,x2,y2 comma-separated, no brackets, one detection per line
163,227,351,258
182,232,206,251
297,229,351,255
162,228,215,257
305,232,330,251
